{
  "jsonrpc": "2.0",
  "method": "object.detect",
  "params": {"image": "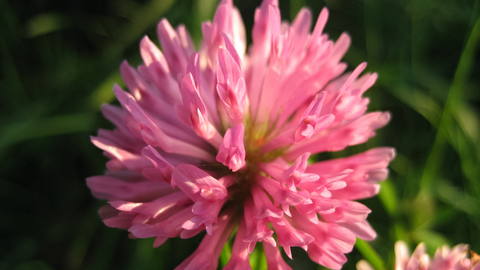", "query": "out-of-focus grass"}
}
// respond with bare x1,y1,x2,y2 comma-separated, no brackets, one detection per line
355,239,385,270
0,0,479,269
